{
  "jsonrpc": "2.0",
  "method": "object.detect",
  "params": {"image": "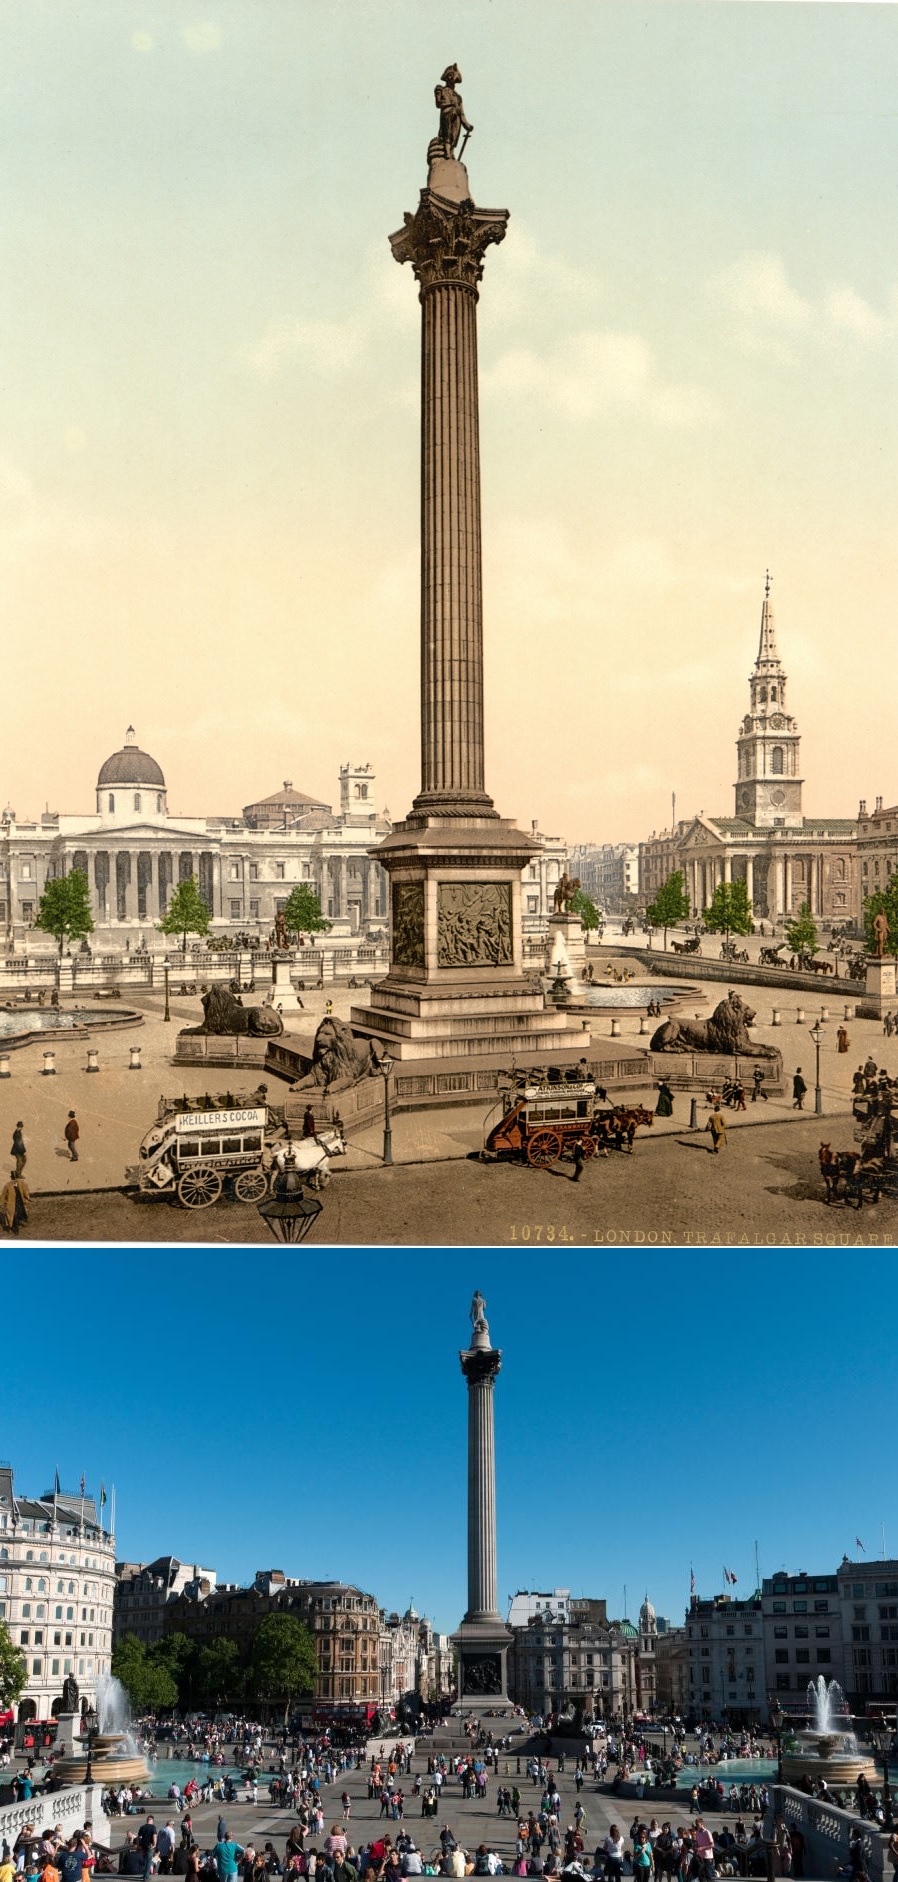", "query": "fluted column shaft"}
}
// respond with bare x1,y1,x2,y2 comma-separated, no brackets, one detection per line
461,1345,502,1622
420,281,484,802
